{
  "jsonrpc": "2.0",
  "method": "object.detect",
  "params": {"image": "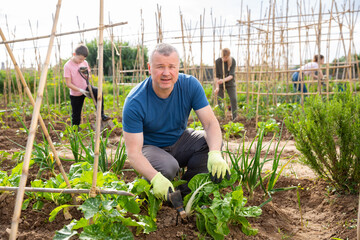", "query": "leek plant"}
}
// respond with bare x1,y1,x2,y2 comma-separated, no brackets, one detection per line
109,136,128,176
225,125,292,202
